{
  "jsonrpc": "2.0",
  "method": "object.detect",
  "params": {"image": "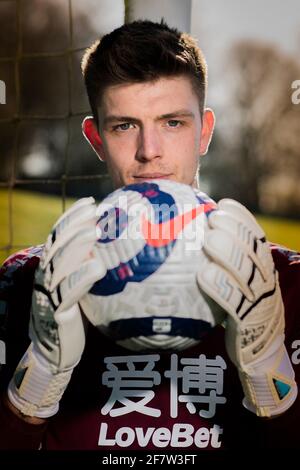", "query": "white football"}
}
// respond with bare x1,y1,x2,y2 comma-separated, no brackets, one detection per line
80,179,225,351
